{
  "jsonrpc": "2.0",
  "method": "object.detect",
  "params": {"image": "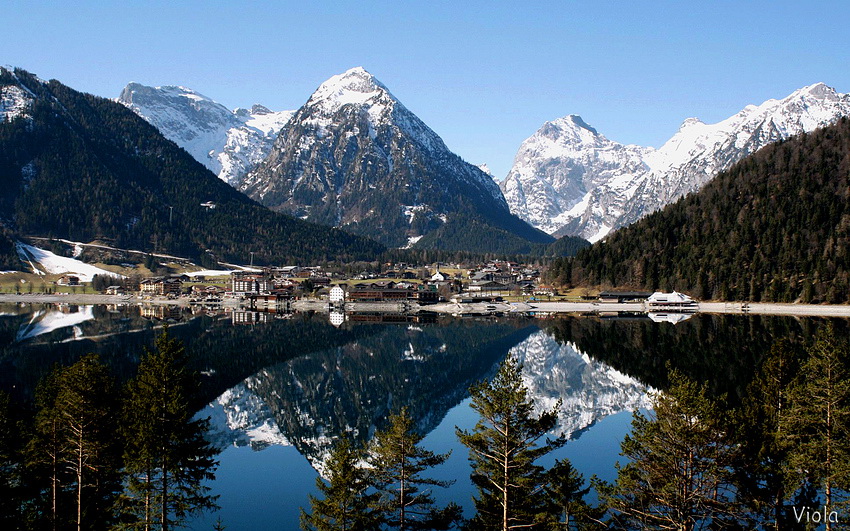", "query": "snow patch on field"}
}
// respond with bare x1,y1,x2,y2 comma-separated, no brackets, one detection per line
16,243,124,282
185,269,236,277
